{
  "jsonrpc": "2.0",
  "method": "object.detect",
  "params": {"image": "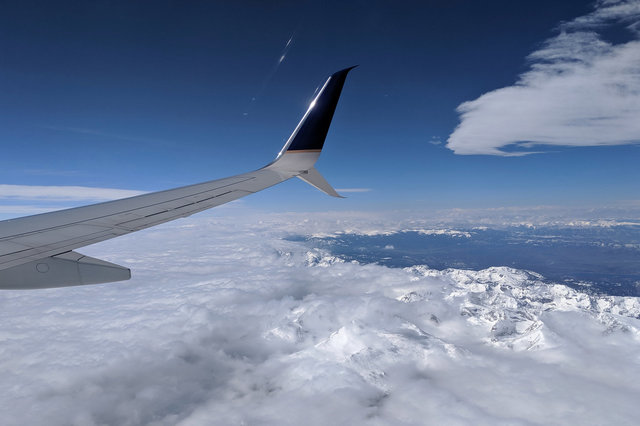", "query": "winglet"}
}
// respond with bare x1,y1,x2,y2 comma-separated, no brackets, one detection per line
268,66,356,174
281,66,357,154
296,167,345,198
